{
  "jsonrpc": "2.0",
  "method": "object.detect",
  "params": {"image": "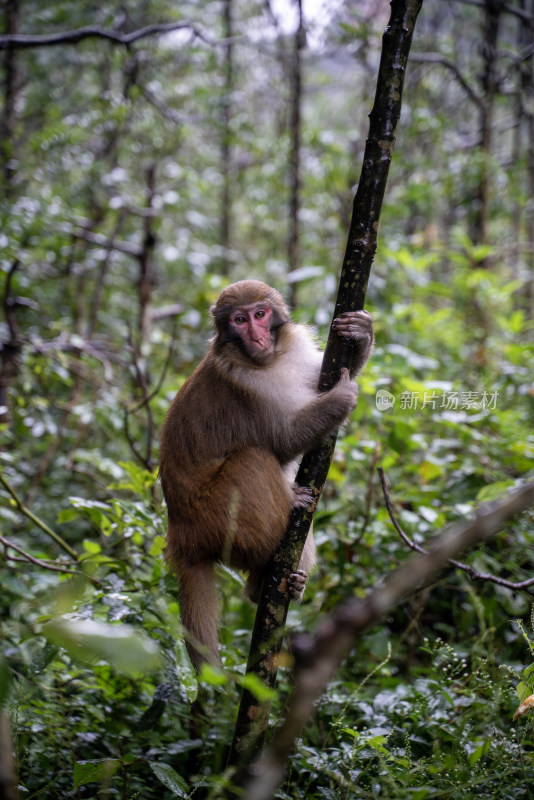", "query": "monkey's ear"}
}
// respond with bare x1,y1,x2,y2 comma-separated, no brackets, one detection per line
209,305,217,317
